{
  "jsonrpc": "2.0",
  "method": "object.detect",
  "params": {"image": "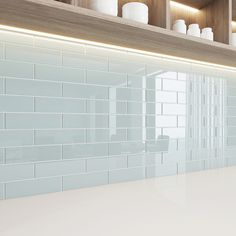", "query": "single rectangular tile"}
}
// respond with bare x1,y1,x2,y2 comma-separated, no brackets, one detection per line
0,30,34,45
109,155,127,170
6,113,62,129
87,129,109,143
128,154,145,167
127,75,144,89
63,52,108,71
146,90,155,102
35,129,85,145
63,171,108,190
35,159,86,178
0,148,4,164
63,114,108,129
6,145,62,164
63,83,108,99
0,77,4,94
109,167,145,184
116,88,143,101
146,103,161,115
115,101,127,114
0,113,4,129
109,128,127,142
87,70,127,86
87,157,109,172
146,139,171,153
6,78,62,97
35,97,86,113
146,115,155,127
6,44,61,65
35,64,85,83
178,116,186,127
0,183,4,200
146,164,177,178
127,102,144,114
156,91,177,103
146,77,162,90
112,115,143,128
6,177,61,199
0,95,33,112
0,163,34,182
145,153,162,166
127,128,144,141
63,143,109,159
87,100,109,114
178,93,186,104
156,116,177,128
163,104,186,115
0,60,33,78
163,79,186,92
0,130,33,147
109,142,145,156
